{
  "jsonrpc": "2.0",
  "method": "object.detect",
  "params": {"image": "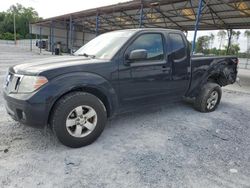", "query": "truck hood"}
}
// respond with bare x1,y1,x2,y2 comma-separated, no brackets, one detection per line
12,56,106,75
